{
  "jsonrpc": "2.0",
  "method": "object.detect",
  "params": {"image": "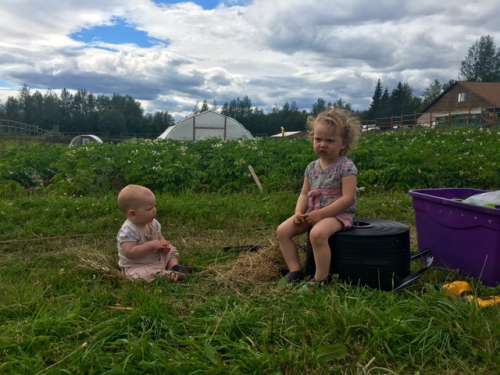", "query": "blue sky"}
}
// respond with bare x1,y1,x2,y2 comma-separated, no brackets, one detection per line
71,1,248,47
71,18,168,48
154,0,223,9
1,0,500,117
